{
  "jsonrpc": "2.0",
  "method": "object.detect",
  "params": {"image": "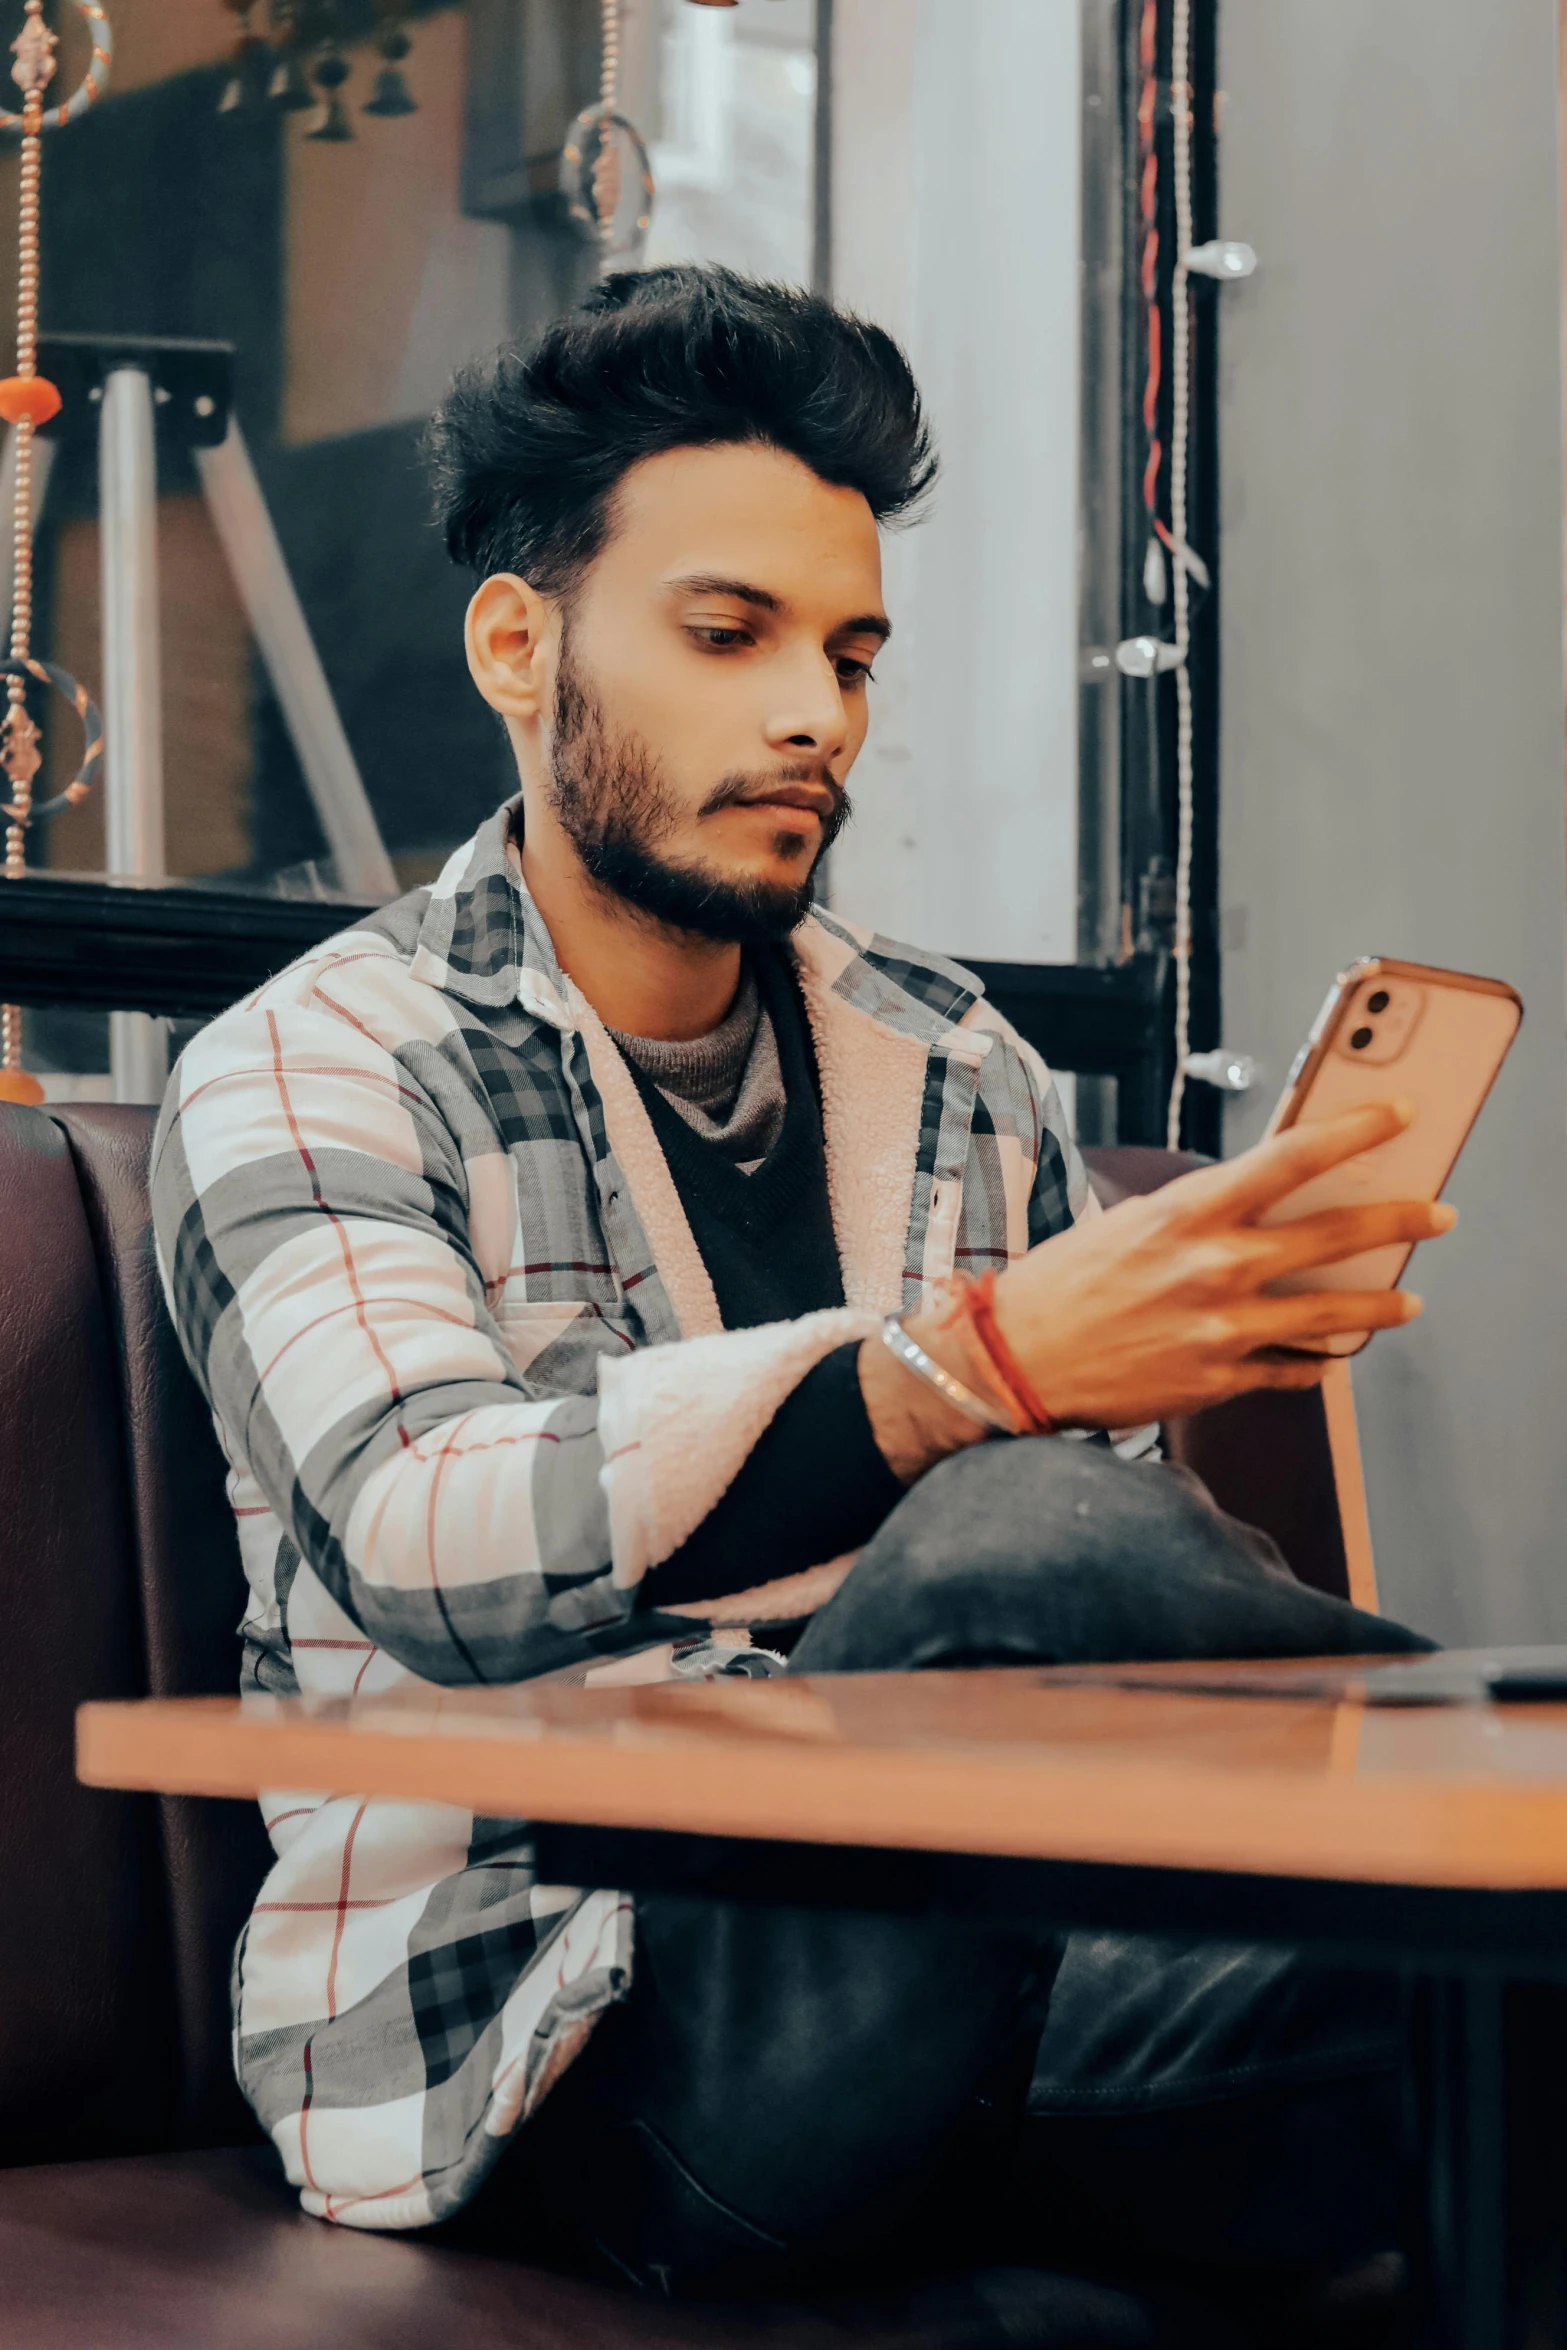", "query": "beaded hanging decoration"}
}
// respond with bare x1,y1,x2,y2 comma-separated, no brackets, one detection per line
0,0,109,1106
560,0,653,273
